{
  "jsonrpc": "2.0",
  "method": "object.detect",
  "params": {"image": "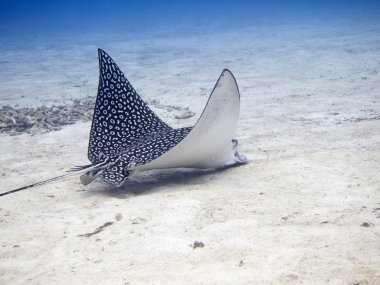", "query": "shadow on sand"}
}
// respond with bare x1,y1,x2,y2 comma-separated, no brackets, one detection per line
84,164,243,199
